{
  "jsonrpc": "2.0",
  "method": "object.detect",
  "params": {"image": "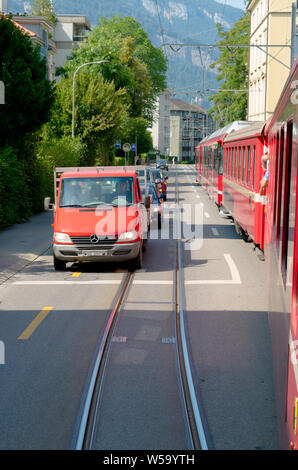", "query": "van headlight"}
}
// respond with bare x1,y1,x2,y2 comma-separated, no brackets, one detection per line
54,232,73,244
118,231,138,242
